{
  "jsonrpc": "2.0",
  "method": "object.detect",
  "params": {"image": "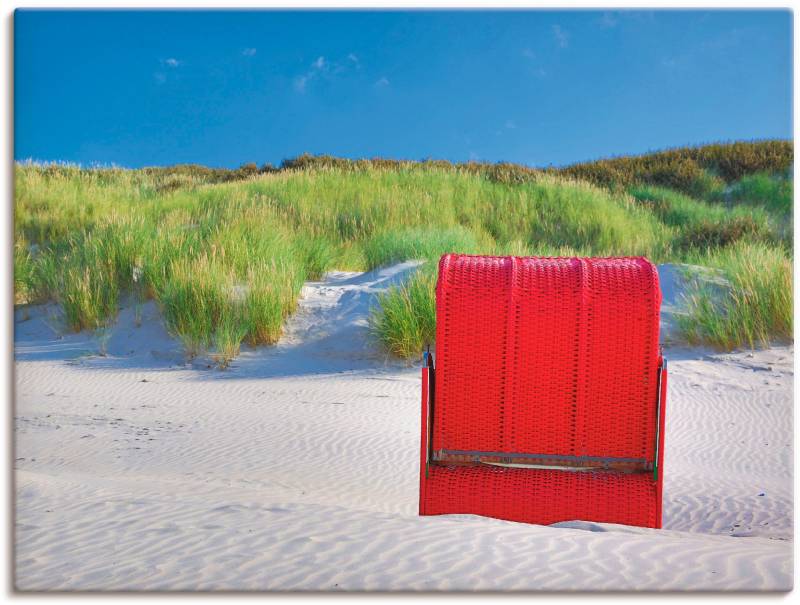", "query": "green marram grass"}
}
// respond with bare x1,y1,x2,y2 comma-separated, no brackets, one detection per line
678,241,792,350
14,147,793,363
714,171,793,218
628,185,777,250
370,265,437,359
